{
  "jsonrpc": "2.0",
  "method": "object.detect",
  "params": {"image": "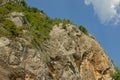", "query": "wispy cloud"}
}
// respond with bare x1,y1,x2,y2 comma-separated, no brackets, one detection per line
84,0,120,24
